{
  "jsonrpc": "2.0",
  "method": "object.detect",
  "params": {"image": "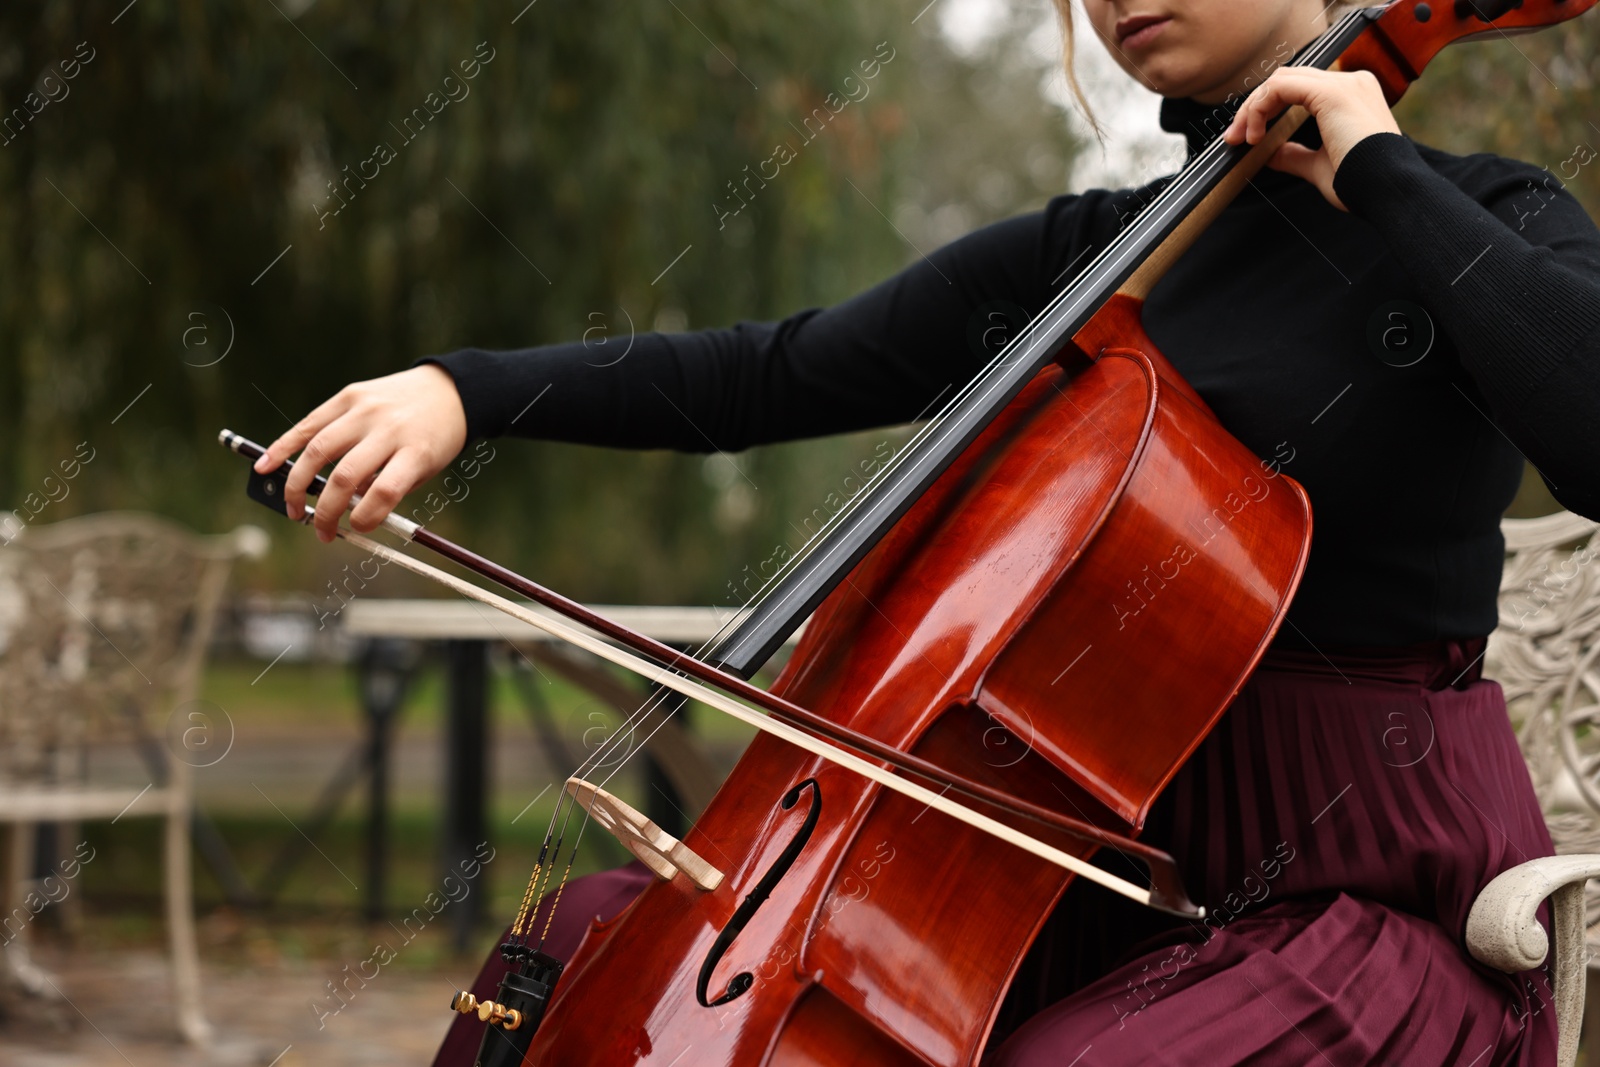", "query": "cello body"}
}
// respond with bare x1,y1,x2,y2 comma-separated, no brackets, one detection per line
521,295,1311,1065
456,6,1600,1060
